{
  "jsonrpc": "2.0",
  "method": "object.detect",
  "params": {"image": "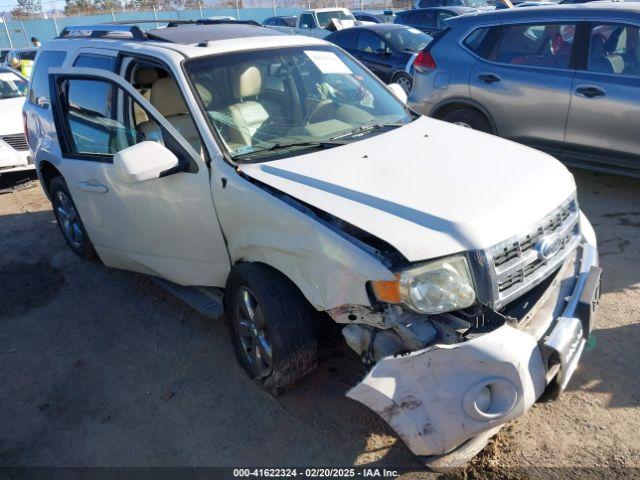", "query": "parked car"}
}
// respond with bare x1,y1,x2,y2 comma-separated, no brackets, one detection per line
414,0,493,10
25,22,600,469
264,8,359,38
394,7,479,35
0,67,31,174
353,10,397,23
0,49,11,63
327,24,432,92
409,2,640,177
262,15,297,27
495,0,555,8
2,47,38,77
